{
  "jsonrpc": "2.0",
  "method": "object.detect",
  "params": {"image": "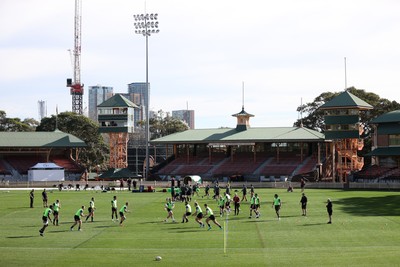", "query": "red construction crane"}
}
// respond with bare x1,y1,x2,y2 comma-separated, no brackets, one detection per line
66,0,83,115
